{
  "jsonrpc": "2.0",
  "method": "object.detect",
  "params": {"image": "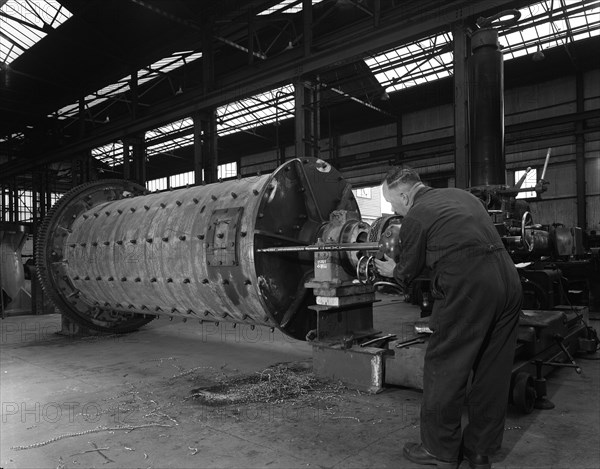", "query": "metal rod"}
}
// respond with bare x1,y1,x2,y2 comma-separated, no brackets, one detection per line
360,333,396,347
257,241,379,253
540,148,551,181
254,230,309,245
515,166,531,189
